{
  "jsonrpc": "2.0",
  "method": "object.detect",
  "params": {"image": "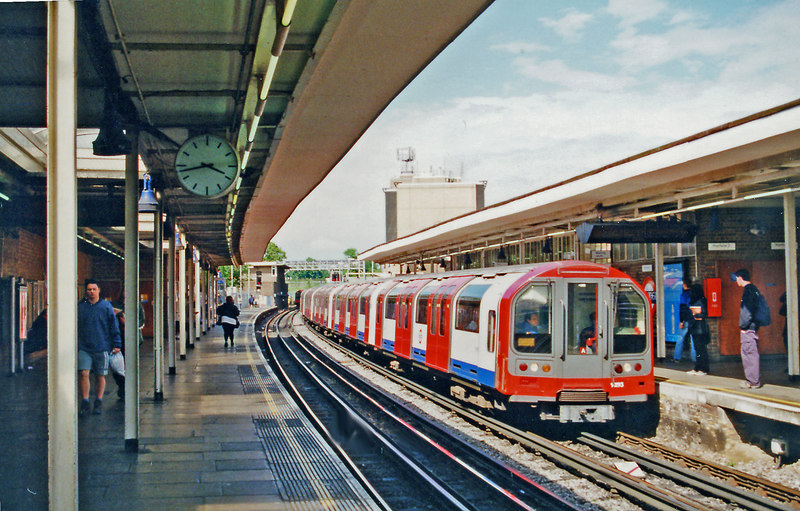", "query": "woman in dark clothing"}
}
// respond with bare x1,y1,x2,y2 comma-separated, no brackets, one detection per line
216,296,240,347
687,284,710,375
